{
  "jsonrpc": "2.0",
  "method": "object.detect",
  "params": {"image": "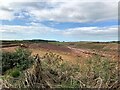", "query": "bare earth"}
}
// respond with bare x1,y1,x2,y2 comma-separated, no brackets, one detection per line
1,43,118,64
